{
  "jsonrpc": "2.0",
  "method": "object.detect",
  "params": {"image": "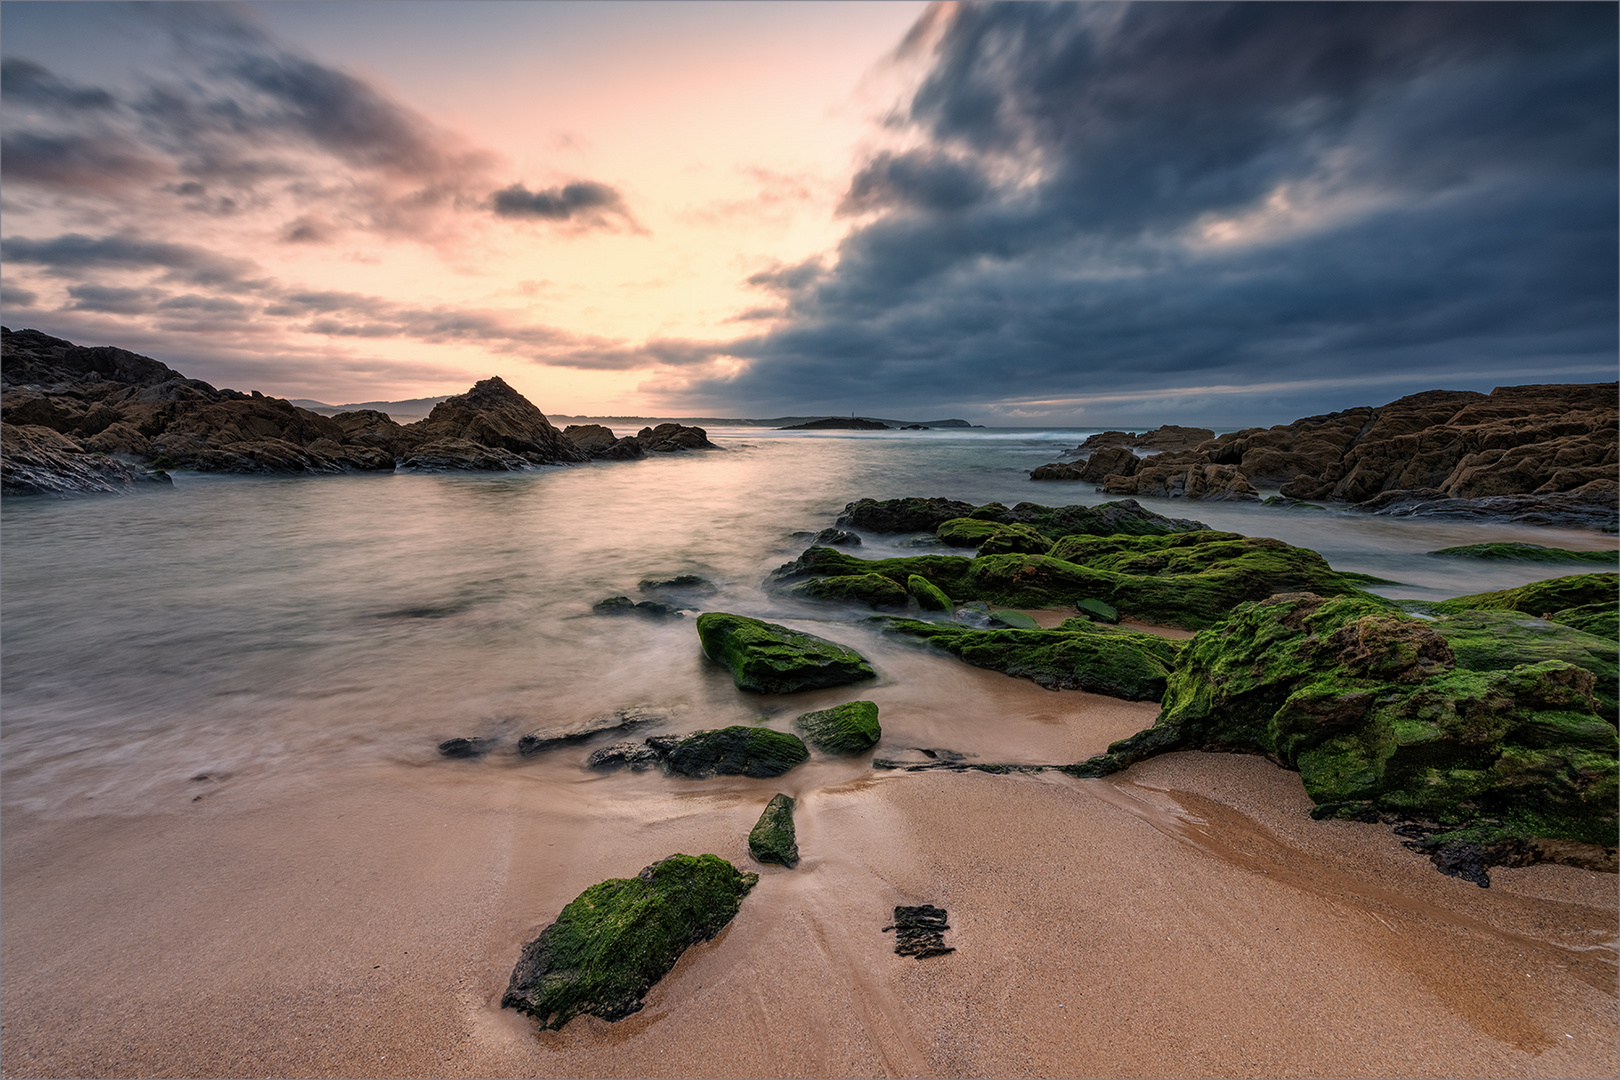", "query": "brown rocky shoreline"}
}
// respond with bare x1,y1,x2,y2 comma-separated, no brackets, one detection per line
0,327,714,495
1033,384,1619,528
